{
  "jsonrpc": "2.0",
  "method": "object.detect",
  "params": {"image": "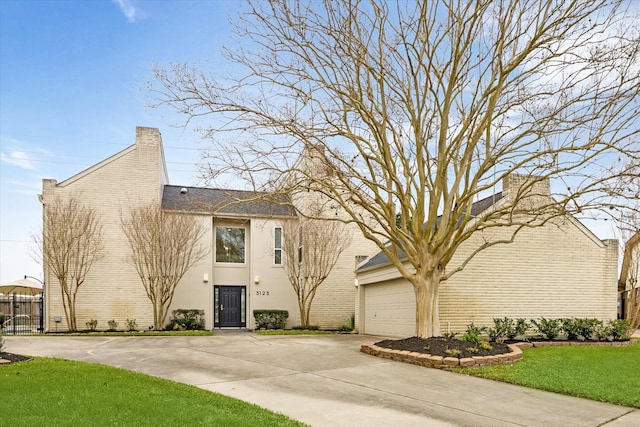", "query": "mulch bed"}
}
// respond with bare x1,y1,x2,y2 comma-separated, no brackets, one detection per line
0,352,32,364
374,336,512,359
